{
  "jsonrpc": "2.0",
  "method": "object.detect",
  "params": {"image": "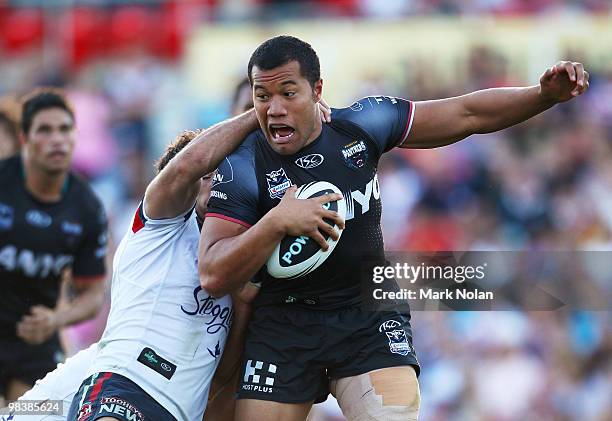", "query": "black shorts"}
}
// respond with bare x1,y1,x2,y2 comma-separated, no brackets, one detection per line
67,372,176,421
237,306,420,404
0,335,64,396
